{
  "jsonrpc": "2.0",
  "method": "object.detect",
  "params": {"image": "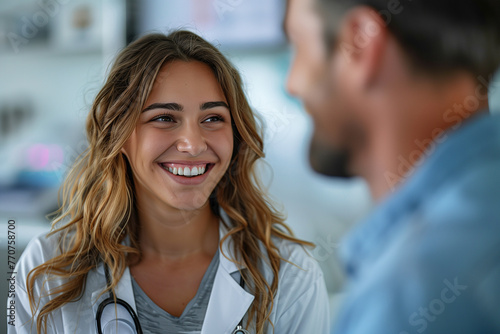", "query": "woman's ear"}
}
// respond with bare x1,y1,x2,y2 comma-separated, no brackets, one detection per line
121,138,131,157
